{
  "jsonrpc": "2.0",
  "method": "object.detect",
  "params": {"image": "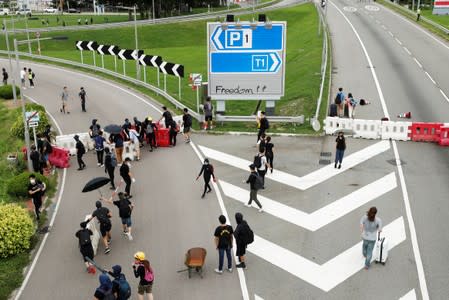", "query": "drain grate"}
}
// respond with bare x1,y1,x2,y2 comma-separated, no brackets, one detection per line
320,152,332,157
319,159,331,165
